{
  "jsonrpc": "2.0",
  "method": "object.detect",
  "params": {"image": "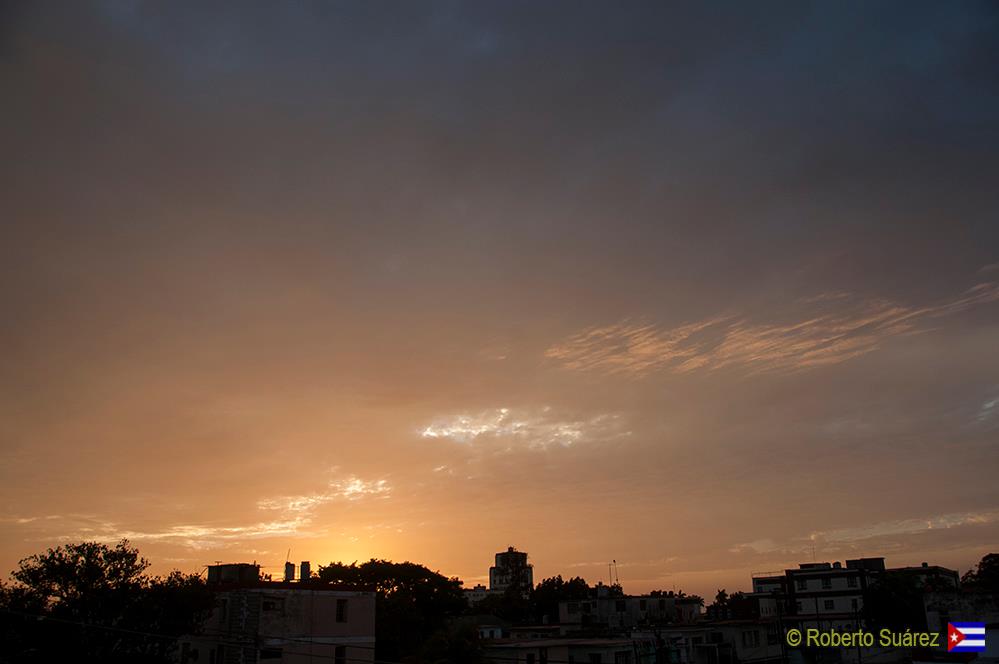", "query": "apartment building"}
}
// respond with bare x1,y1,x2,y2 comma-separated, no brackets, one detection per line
179,563,376,664
559,594,701,630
